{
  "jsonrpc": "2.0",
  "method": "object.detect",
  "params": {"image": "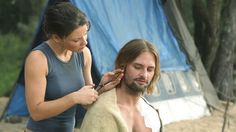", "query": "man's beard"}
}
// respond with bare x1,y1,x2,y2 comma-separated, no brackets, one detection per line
124,75,149,94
